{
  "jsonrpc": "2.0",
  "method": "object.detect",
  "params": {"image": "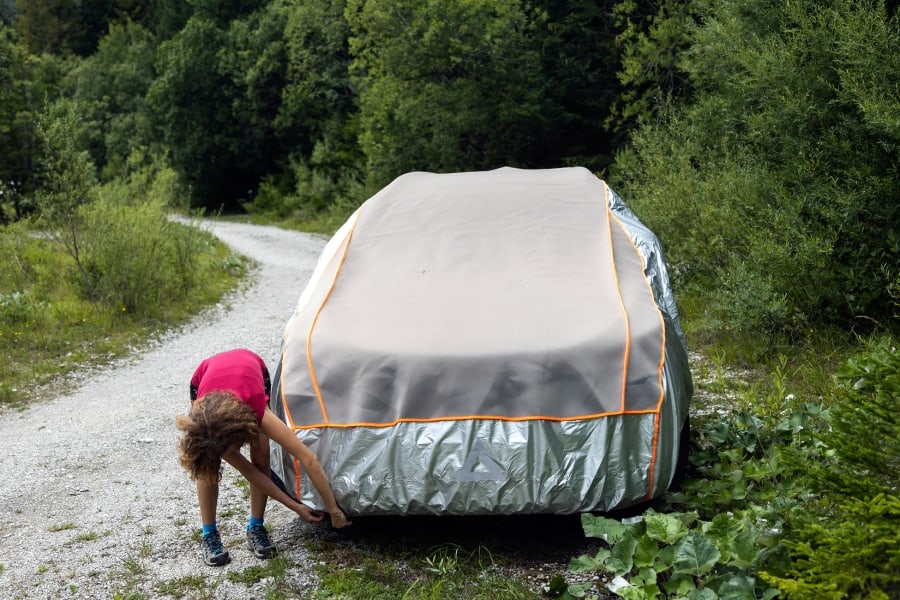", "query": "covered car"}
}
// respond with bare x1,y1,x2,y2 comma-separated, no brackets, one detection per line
270,166,692,516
